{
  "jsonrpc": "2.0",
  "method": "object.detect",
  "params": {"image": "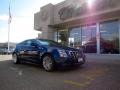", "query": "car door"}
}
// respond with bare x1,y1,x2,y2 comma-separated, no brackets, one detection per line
18,40,30,60
26,40,39,62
